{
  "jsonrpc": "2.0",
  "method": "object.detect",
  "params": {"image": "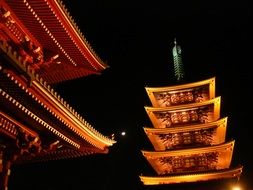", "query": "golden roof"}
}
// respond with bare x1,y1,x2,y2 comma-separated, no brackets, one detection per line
139,166,243,185
142,140,235,175
145,77,215,107
144,117,227,150
145,97,221,128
